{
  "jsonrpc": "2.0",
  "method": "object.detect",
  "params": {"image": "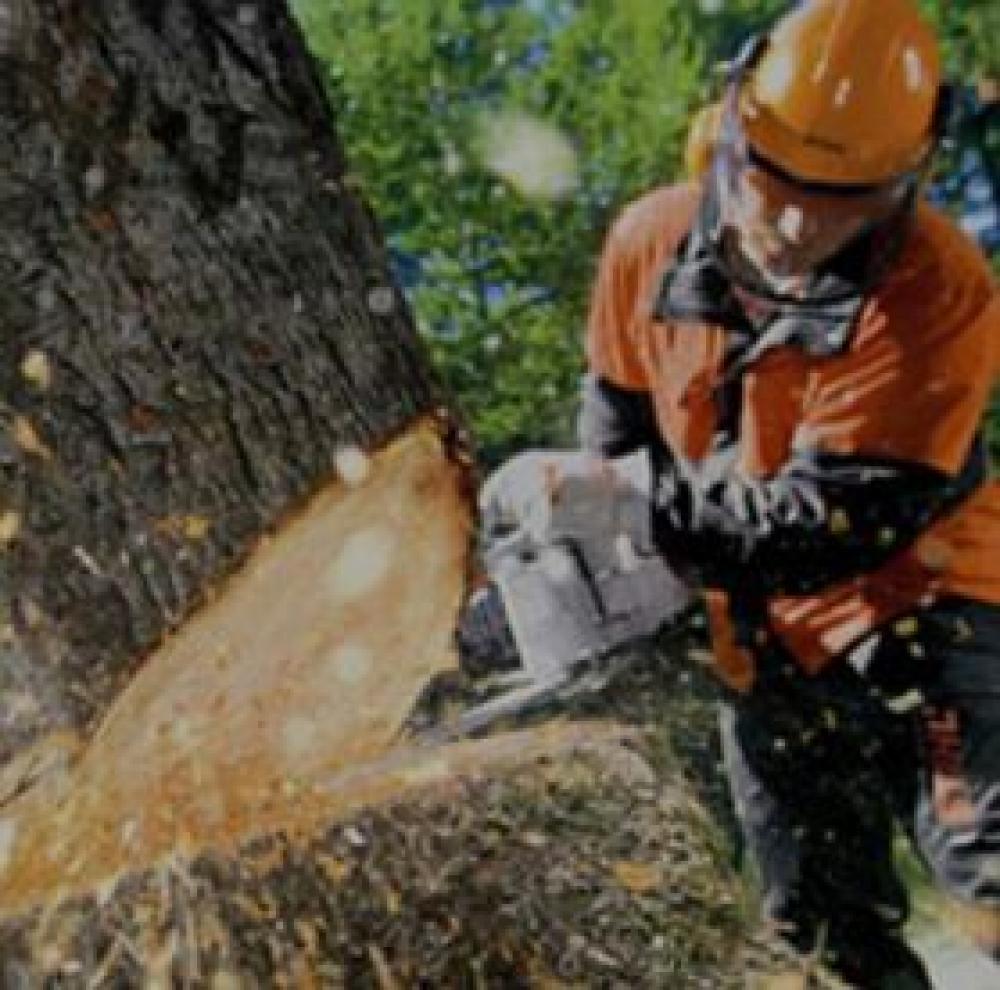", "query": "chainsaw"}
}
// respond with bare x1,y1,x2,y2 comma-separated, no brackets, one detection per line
435,449,694,739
